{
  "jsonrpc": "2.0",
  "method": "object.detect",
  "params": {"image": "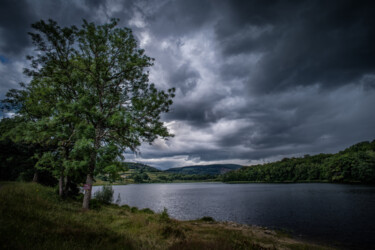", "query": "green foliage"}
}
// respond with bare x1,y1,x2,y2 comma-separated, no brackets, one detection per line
124,162,161,172
2,19,174,206
222,140,375,184
93,185,114,204
162,173,218,182
130,206,139,213
0,118,57,186
121,204,131,211
97,162,224,184
159,208,170,223
199,216,215,222
166,164,242,175
131,172,151,183
139,208,155,214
